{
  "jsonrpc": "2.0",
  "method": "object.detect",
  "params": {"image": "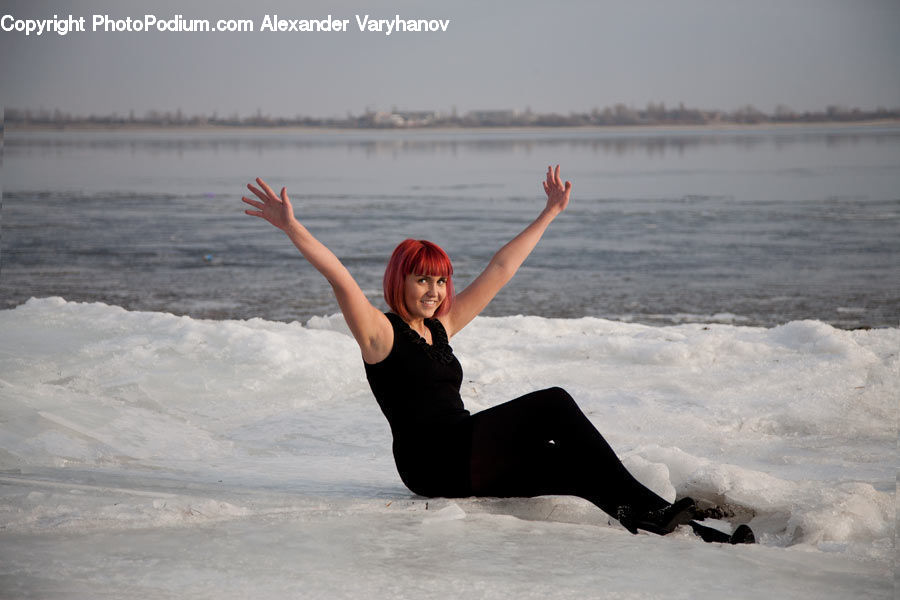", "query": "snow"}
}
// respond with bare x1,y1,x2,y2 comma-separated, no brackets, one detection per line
0,297,895,598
